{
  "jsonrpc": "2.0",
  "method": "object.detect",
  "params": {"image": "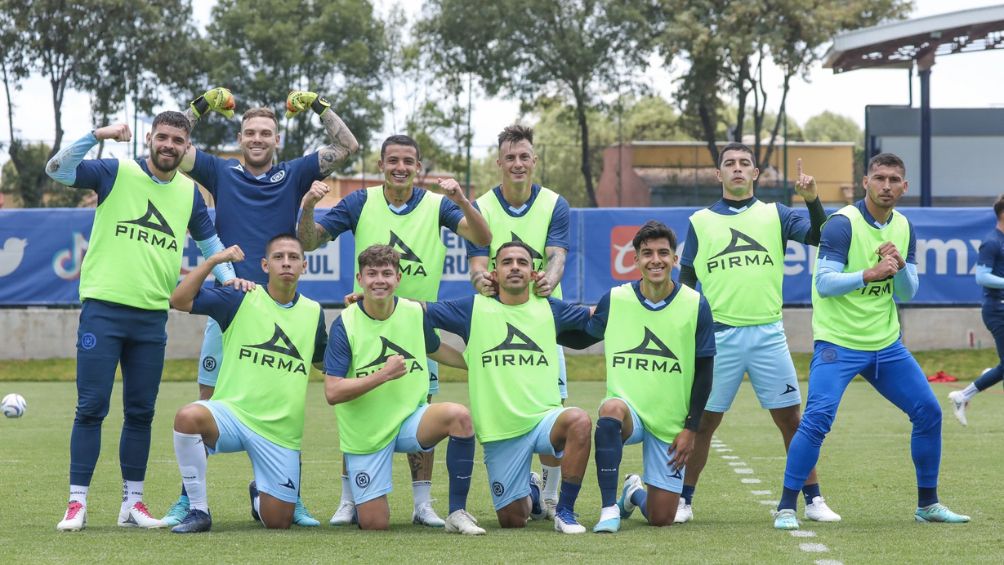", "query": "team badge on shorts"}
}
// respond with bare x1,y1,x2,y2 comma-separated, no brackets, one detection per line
820,348,838,363
492,481,505,497
202,356,217,372
355,472,371,488
80,333,97,350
